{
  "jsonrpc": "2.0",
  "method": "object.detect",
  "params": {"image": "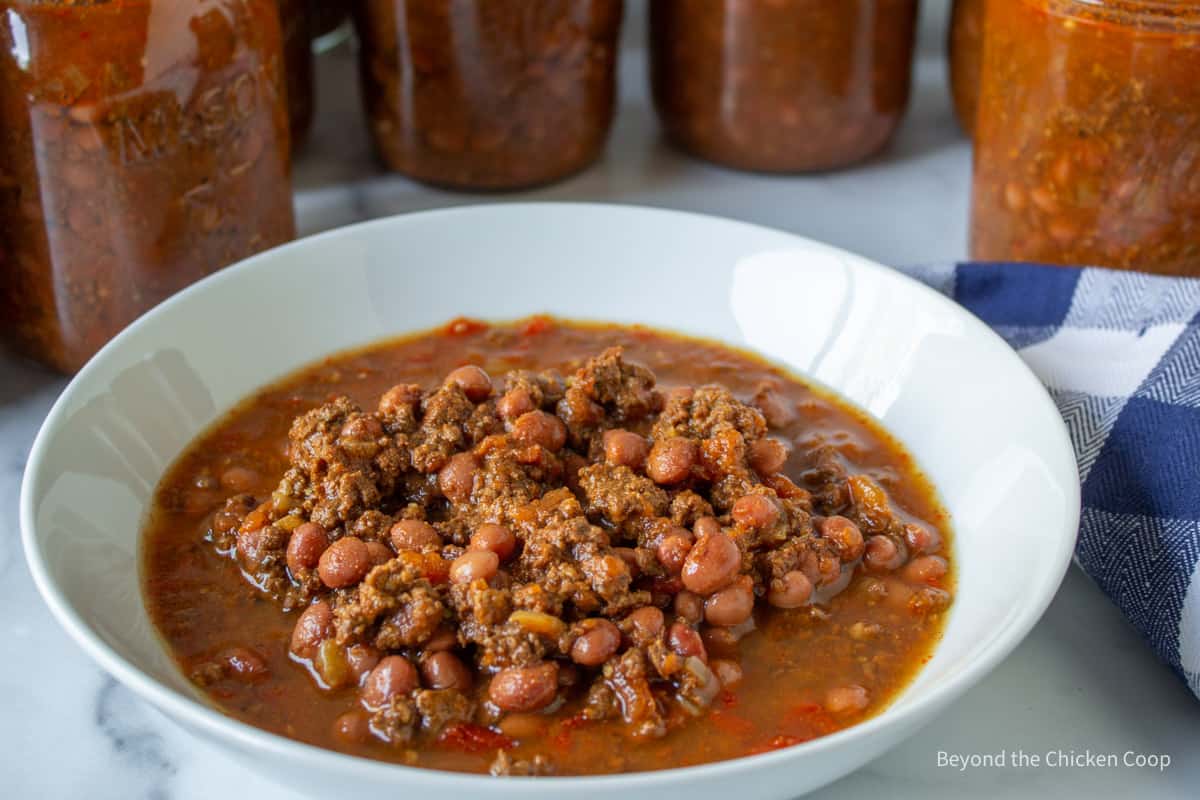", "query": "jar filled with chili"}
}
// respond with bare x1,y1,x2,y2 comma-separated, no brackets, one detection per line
0,0,296,372
354,0,624,190
947,0,983,136
970,0,1200,274
280,0,315,149
649,0,919,172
